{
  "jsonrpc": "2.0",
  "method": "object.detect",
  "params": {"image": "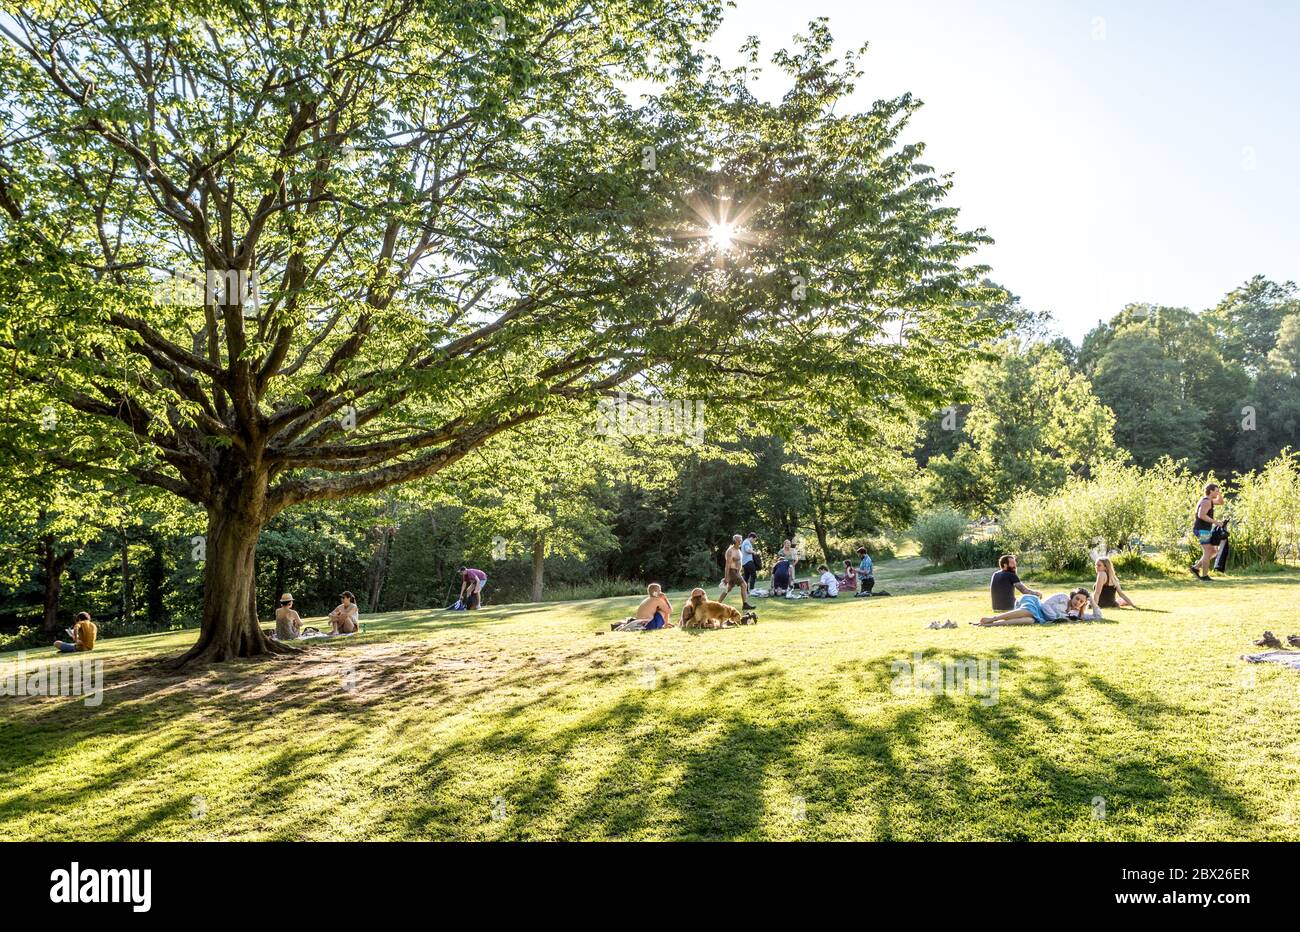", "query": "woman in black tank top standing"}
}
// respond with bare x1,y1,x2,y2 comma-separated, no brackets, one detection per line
1191,482,1225,580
